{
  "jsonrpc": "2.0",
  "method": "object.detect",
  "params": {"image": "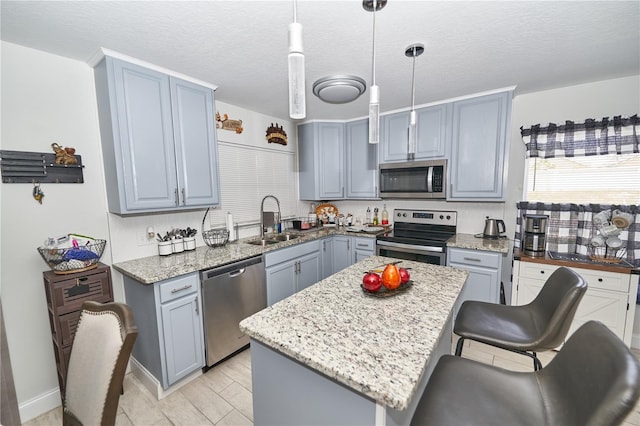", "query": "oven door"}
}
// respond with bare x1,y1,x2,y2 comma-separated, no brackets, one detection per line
376,240,445,265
